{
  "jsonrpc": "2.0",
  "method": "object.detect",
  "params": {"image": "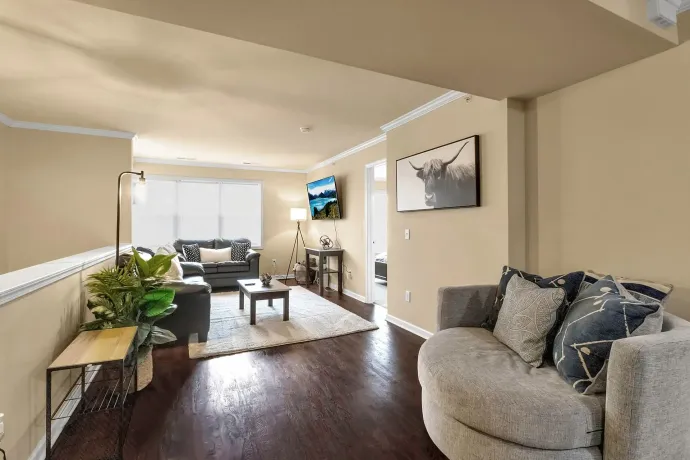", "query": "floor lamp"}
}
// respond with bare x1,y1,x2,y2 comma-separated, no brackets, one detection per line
285,208,307,282
116,171,146,266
